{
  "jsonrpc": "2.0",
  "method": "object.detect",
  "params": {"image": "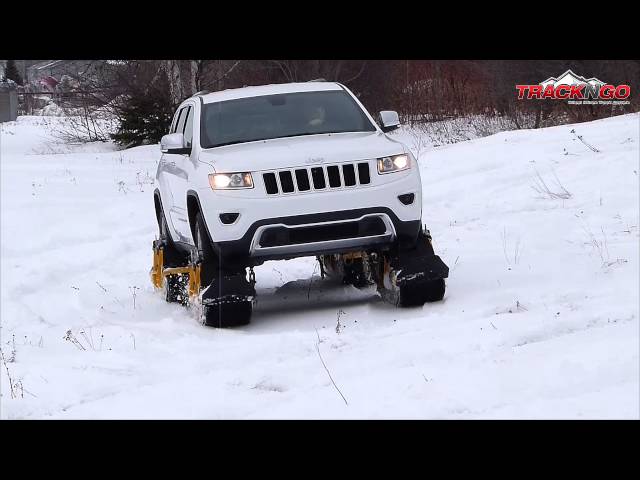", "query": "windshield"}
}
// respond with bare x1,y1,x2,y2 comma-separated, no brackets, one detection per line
200,90,377,148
